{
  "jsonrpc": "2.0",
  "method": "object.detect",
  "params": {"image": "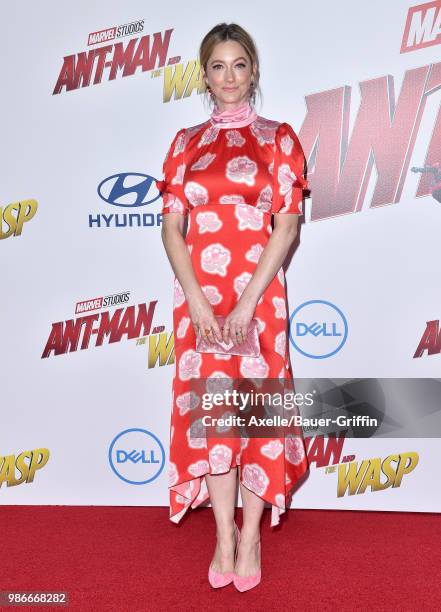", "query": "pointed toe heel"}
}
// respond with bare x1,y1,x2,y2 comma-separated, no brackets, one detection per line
208,522,240,589
233,540,261,592
233,568,261,592
208,567,234,588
